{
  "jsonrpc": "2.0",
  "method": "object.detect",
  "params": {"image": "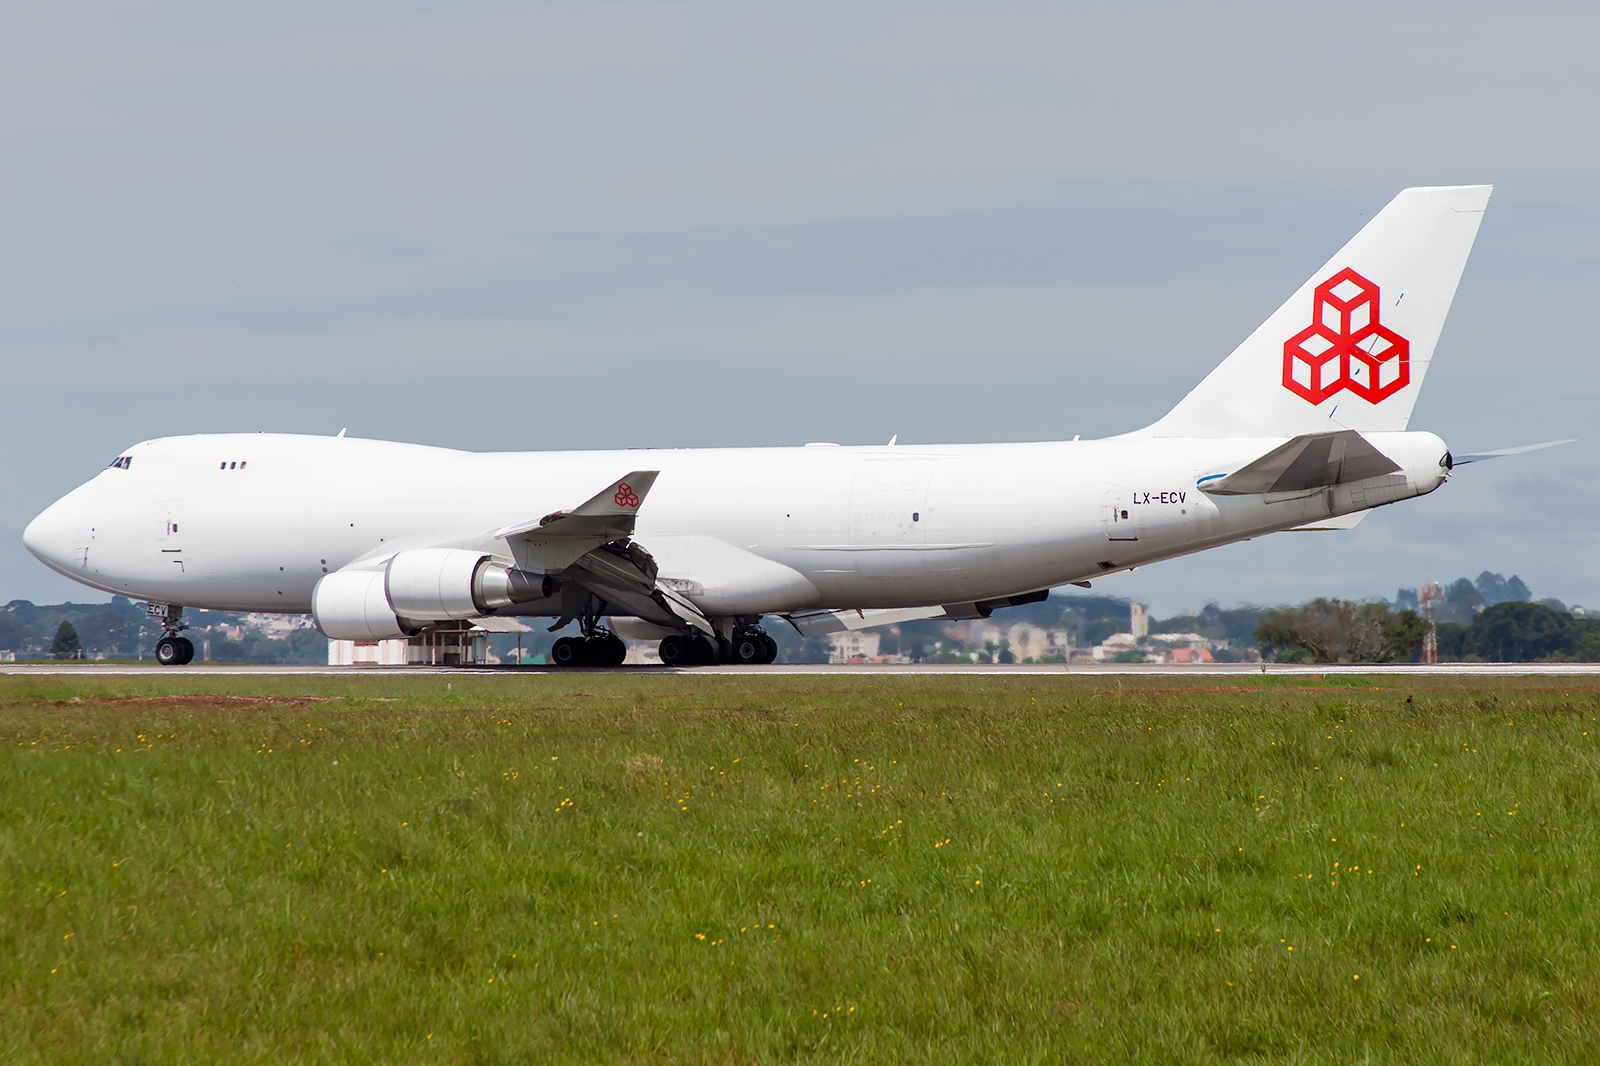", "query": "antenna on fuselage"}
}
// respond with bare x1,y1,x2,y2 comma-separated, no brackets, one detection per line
337,428,347,438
